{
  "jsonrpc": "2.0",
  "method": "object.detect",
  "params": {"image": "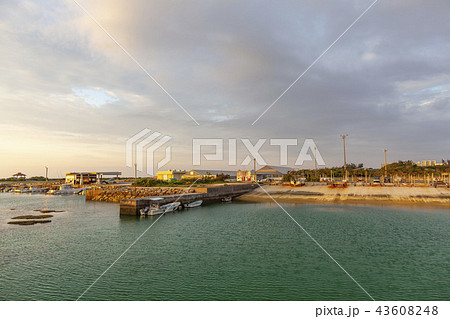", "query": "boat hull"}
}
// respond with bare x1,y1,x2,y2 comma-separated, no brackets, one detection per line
185,200,203,208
